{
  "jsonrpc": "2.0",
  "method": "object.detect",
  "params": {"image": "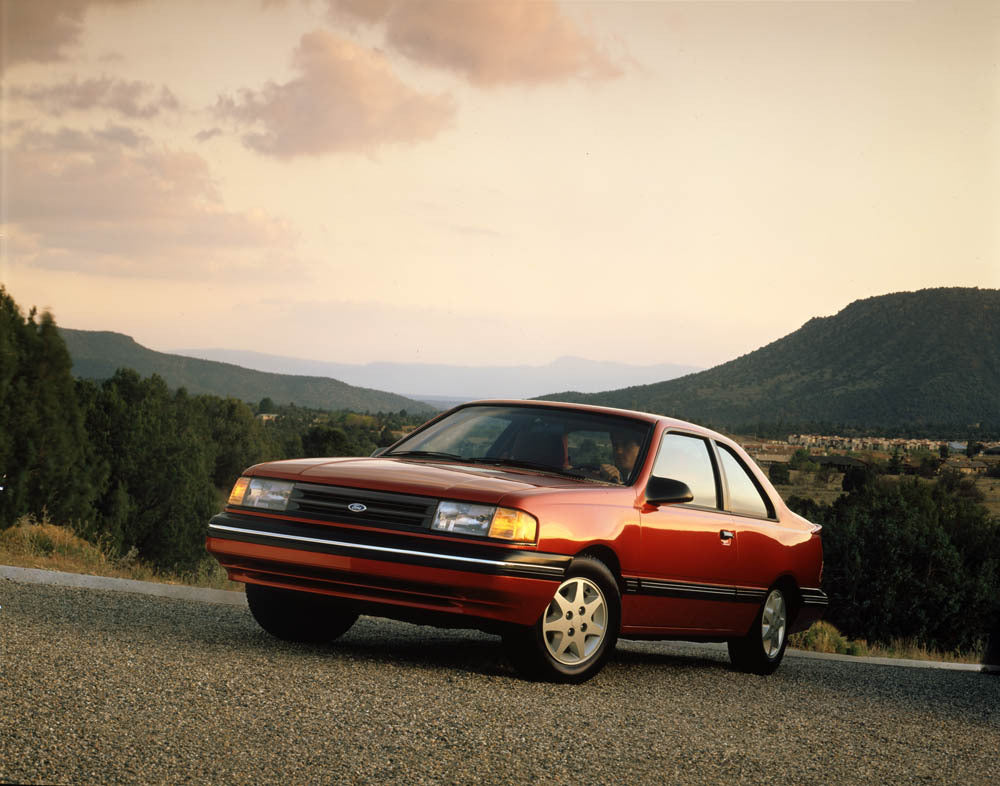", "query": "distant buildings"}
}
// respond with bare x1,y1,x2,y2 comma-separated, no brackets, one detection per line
787,434,949,454
745,434,1000,477
942,457,989,475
